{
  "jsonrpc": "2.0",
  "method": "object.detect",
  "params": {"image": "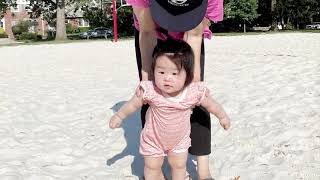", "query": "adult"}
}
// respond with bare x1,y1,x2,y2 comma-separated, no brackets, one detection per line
127,0,224,179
